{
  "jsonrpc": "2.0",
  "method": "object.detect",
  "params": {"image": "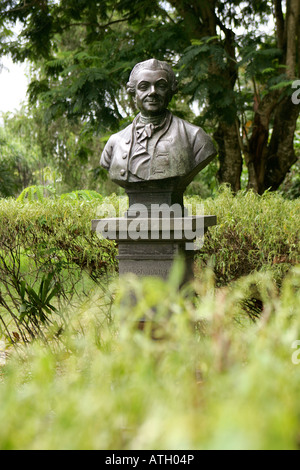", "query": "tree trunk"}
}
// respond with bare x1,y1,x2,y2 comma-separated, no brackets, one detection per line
169,0,243,191
273,0,285,50
245,0,299,194
263,0,299,191
246,91,280,193
298,12,300,77
214,122,242,192
285,0,300,78
264,97,300,191
246,92,299,195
